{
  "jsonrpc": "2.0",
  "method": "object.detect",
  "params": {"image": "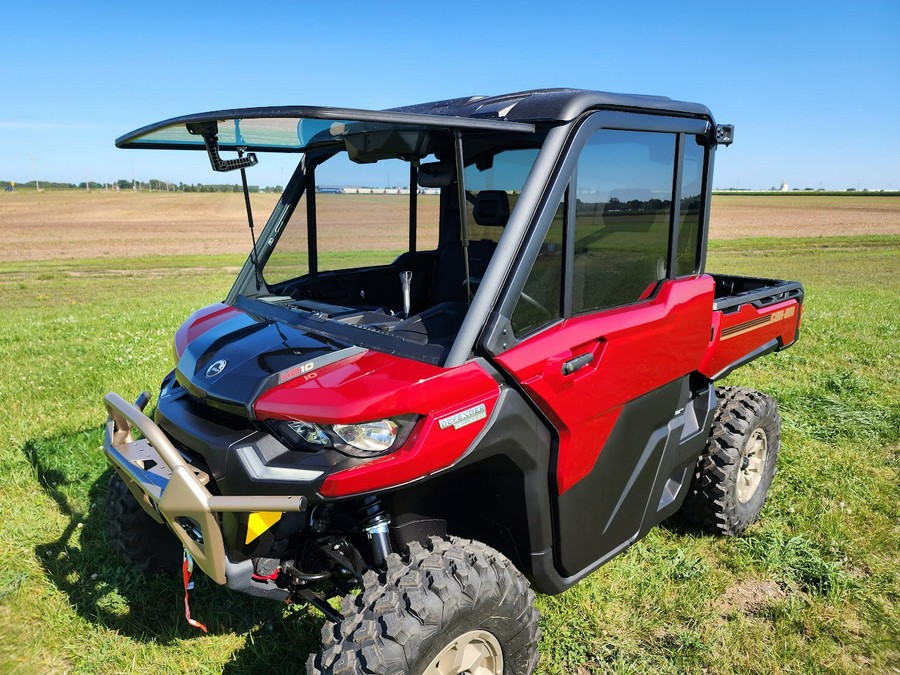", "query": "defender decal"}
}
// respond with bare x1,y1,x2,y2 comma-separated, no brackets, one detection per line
439,403,487,430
